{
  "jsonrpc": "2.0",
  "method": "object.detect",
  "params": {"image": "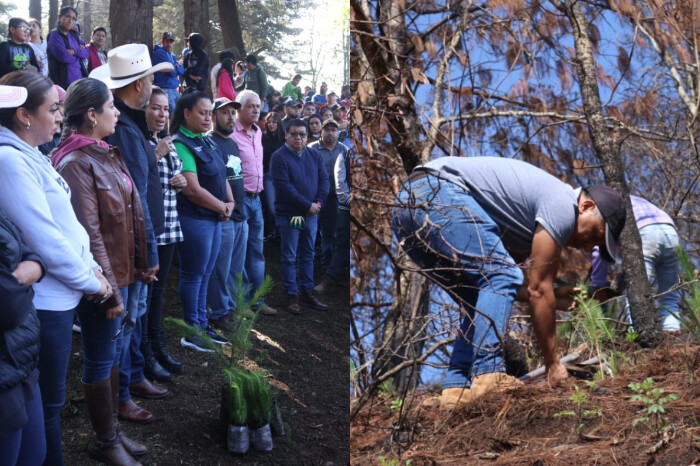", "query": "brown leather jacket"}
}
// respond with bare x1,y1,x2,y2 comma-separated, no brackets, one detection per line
55,143,147,310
